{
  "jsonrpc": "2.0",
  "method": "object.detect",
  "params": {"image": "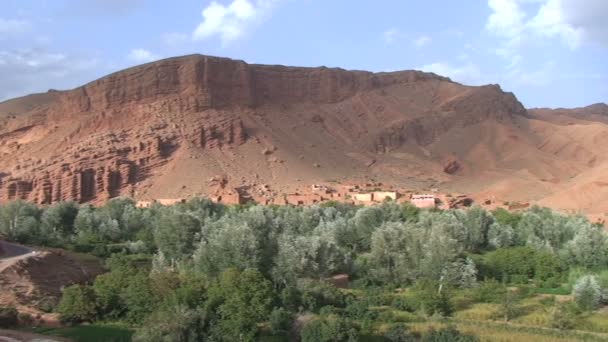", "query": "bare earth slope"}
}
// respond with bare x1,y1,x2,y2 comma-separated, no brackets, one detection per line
0,54,606,217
